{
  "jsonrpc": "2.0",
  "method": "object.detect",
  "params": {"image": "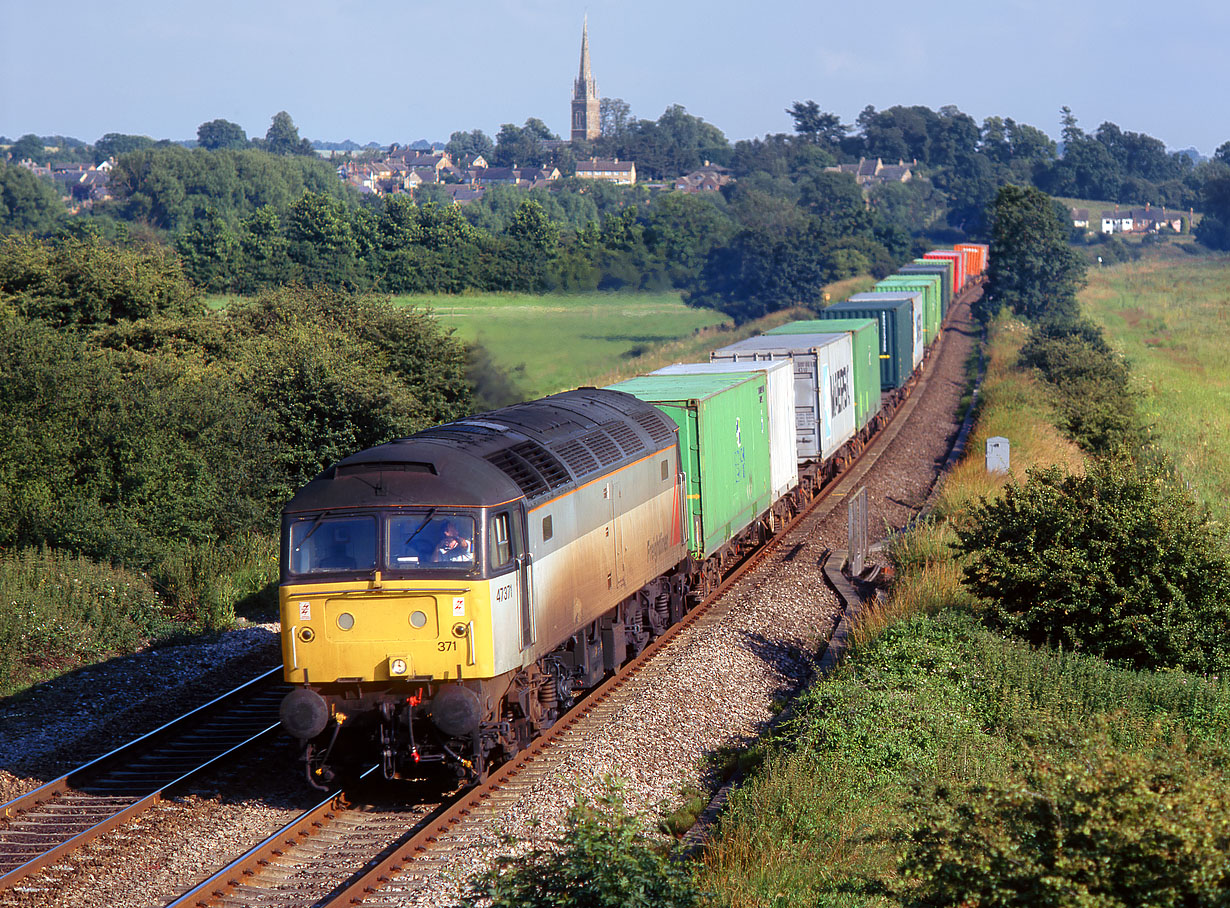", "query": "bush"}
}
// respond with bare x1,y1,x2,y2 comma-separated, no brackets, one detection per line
897,734,1230,908
954,460,1230,673
456,779,698,908
1018,316,1142,453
